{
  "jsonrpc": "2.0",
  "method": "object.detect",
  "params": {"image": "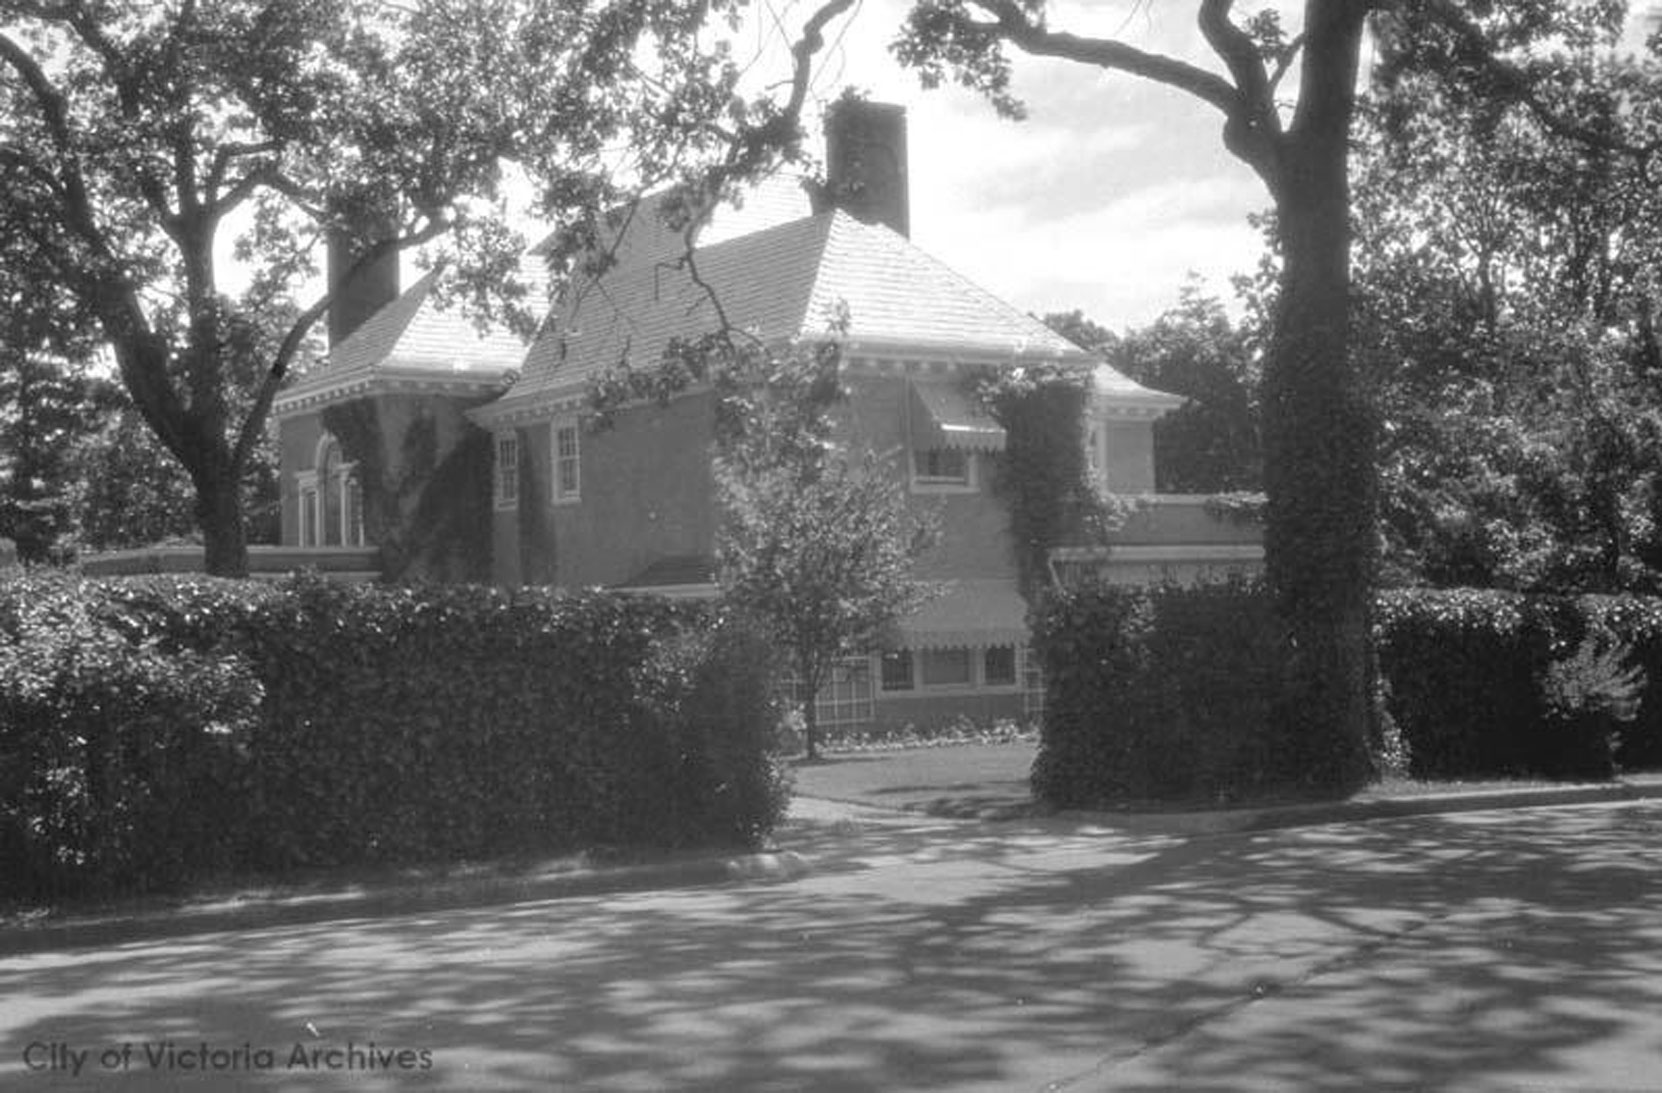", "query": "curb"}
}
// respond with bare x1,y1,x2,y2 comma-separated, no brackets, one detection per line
915,779,1662,834
1228,779,1662,834
0,850,810,957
